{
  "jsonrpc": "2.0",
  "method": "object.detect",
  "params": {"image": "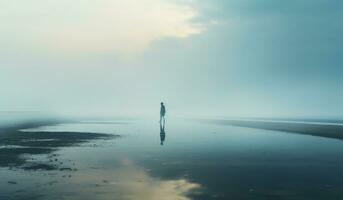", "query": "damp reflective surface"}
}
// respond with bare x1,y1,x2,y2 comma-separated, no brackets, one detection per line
1,118,343,200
